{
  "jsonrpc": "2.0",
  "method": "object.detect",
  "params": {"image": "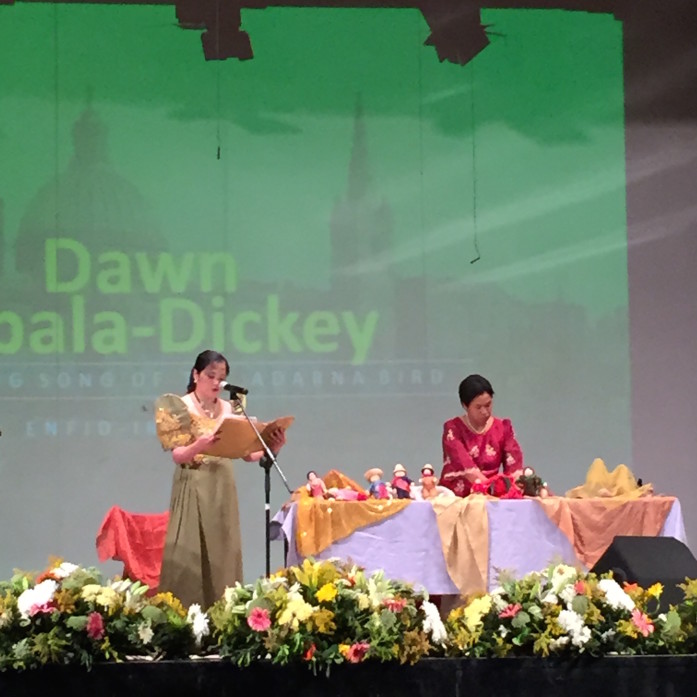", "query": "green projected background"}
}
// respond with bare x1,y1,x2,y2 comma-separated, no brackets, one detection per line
0,6,630,580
